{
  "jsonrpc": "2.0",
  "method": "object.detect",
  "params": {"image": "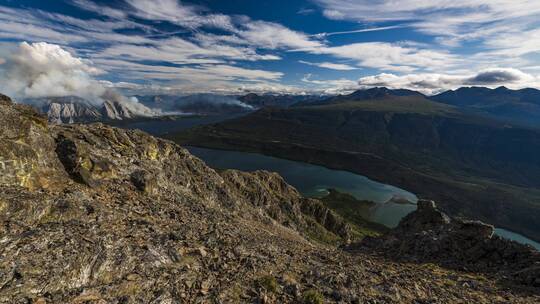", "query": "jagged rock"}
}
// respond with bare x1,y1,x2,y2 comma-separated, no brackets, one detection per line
24,95,151,124
397,199,451,232
102,98,134,120
44,97,102,124
356,201,540,287
55,132,116,188
0,93,12,105
0,94,68,189
221,170,351,240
